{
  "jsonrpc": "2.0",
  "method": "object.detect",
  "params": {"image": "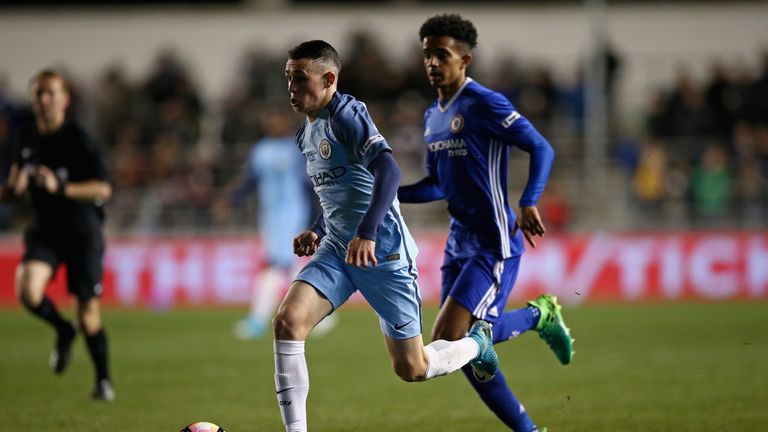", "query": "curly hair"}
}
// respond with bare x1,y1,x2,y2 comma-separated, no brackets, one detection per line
419,14,478,49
